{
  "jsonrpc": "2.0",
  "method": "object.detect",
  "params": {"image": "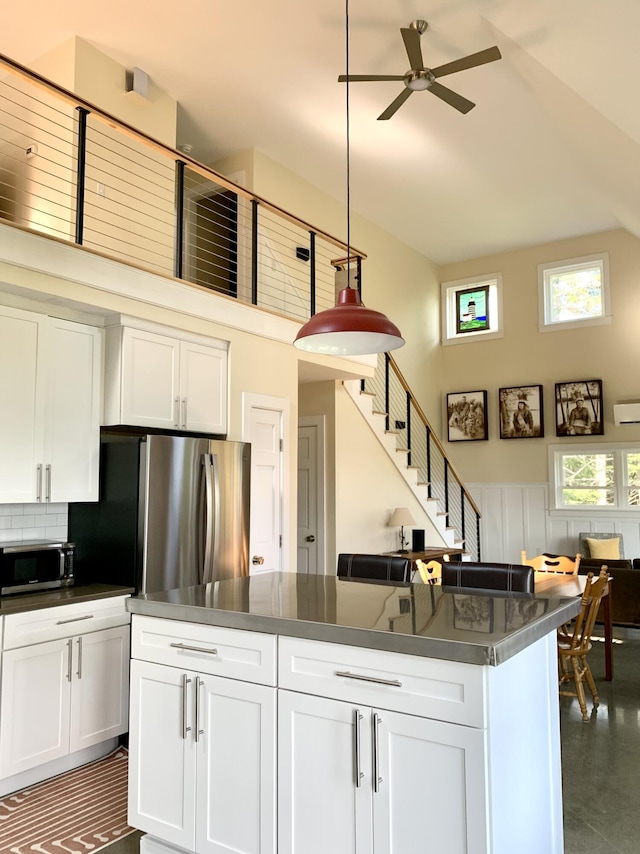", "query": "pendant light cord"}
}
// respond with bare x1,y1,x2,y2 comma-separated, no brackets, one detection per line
345,0,351,288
